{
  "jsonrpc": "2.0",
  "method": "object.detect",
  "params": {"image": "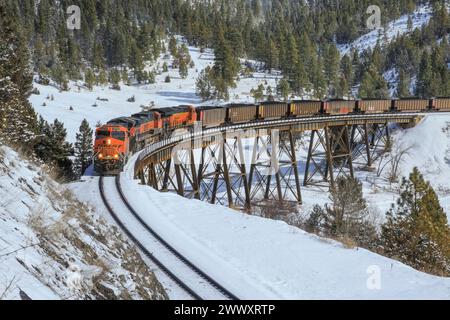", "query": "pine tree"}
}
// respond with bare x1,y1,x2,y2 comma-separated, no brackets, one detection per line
266,85,274,101
84,68,96,90
324,177,369,239
109,68,121,90
0,2,37,147
396,69,411,98
250,84,265,102
266,38,279,72
407,15,413,32
211,26,240,100
285,34,309,96
324,44,341,97
340,55,354,97
0,3,33,98
97,69,108,86
169,36,178,57
285,34,299,81
196,66,214,101
34,118,74,181
148,71,156,84
51,64,69,91
93,42,105,71
179,58,188,79
0,78,37,146
162,62,169,73
130,42,144,82
381,168,450,275
312,56,327,100
121,68,130,86
305,205,325,234
74,119,93,179
416,51,433,98
276,78,291,102
358,63,390,99
371,43,384,73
